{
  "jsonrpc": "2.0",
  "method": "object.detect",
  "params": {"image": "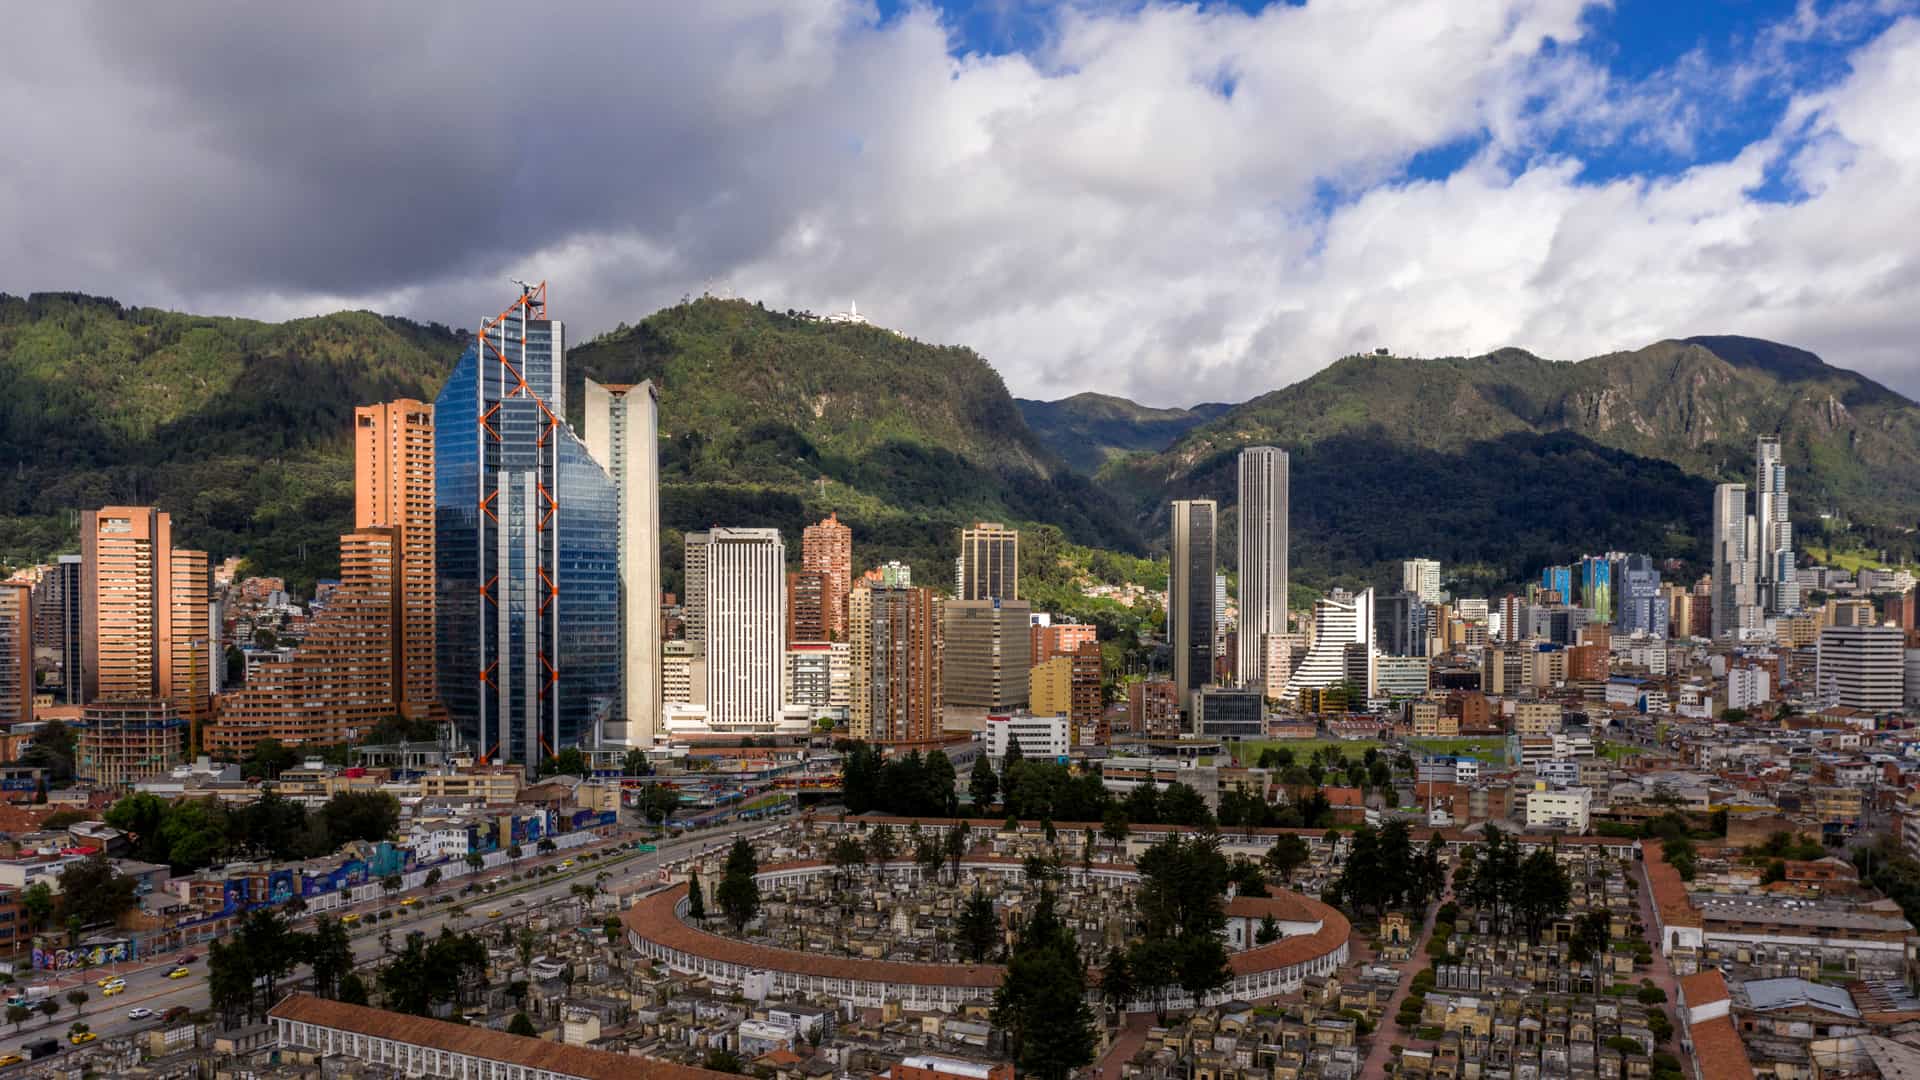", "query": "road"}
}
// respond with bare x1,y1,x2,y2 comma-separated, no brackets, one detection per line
6,817,790,1056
